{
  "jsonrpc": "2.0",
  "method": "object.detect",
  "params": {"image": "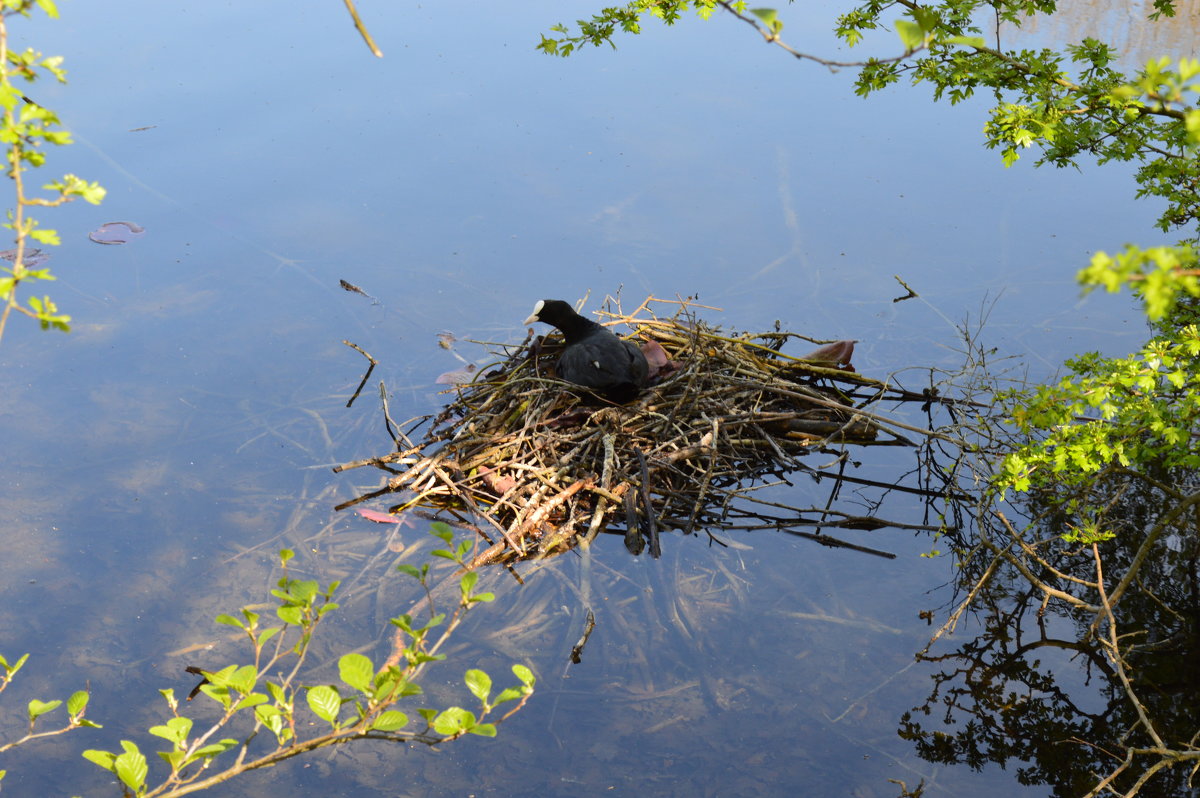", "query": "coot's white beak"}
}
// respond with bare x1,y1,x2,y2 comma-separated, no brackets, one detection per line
522,300,544,326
